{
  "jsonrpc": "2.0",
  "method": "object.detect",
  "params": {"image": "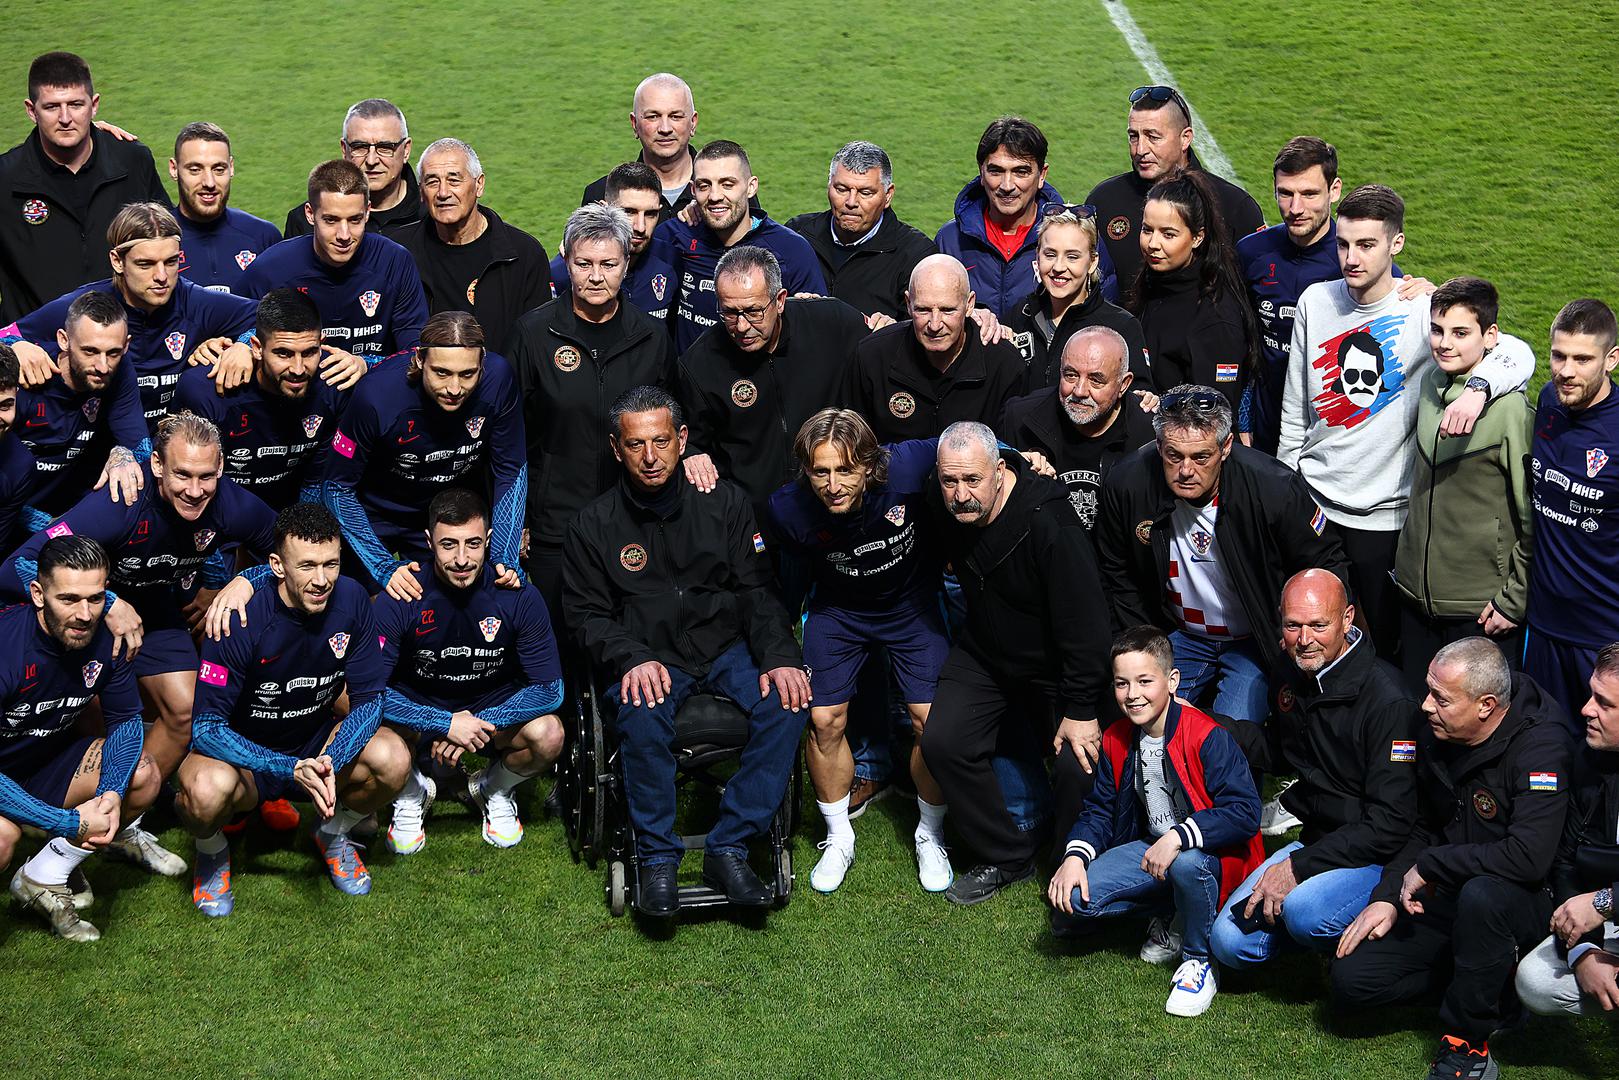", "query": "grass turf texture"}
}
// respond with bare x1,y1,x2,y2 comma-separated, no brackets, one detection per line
3,1,1617,1076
